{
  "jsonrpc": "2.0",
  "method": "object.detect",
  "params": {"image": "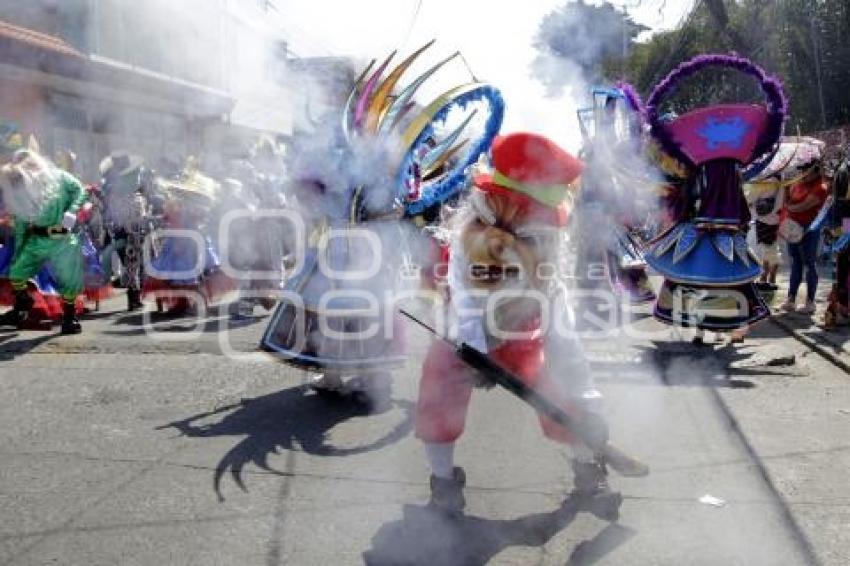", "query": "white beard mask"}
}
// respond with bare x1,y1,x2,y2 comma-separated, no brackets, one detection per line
2,167,54,221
